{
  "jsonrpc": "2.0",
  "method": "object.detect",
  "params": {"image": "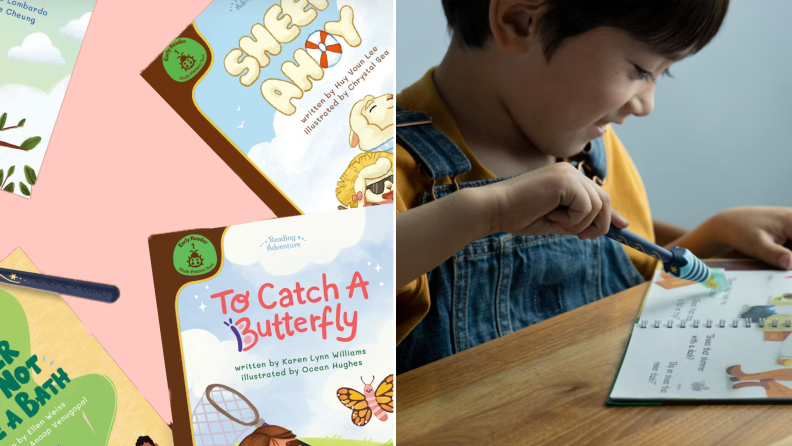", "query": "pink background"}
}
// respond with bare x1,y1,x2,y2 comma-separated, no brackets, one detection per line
0,0,276,423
